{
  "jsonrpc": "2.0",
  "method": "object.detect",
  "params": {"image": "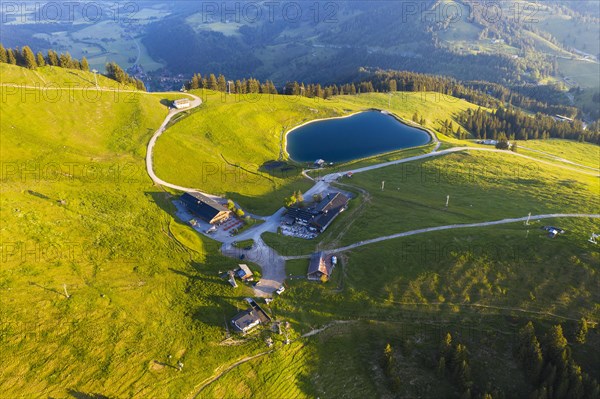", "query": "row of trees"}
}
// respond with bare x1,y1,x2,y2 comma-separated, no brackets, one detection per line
516,321,599,399
185,73,277,94
458,107,598,144
105,62,146,91
0,44,89,71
